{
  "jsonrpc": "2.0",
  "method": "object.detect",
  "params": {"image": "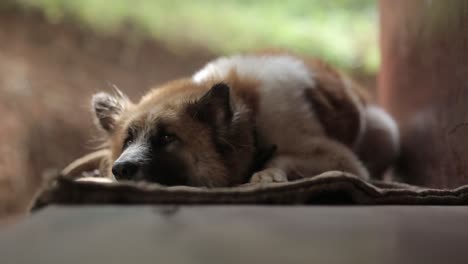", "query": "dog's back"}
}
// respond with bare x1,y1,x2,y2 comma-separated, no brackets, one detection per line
193,53,399,179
